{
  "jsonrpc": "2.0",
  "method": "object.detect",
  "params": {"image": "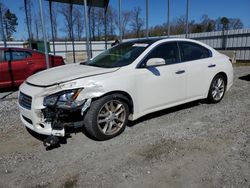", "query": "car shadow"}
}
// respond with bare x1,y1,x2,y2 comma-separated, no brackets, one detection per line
26,99,204,150
128,100,203,127
26,125,98,150
238,74,250,81
0,87,19,93
0,87,19,100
